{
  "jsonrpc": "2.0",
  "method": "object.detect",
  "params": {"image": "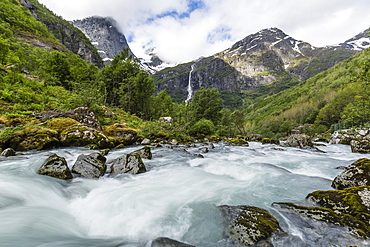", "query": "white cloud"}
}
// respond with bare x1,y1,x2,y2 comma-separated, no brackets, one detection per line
38,0,370,63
